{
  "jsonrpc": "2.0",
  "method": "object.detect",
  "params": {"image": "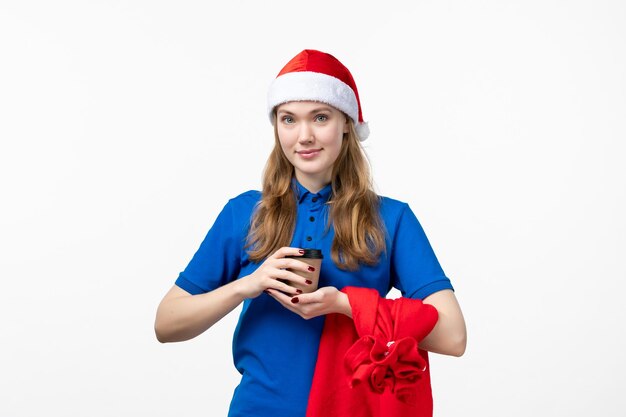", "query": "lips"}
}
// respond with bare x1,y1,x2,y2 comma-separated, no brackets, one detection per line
297,148,322,155
296,148,322,160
